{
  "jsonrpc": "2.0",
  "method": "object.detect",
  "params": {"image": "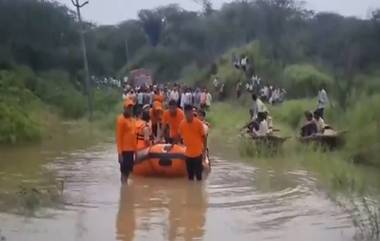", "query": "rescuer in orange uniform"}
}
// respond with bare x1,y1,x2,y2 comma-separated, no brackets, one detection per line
116,99,137,182
149,101,164,143
163,99,185,144
179,104,206,181
136,108,152,150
